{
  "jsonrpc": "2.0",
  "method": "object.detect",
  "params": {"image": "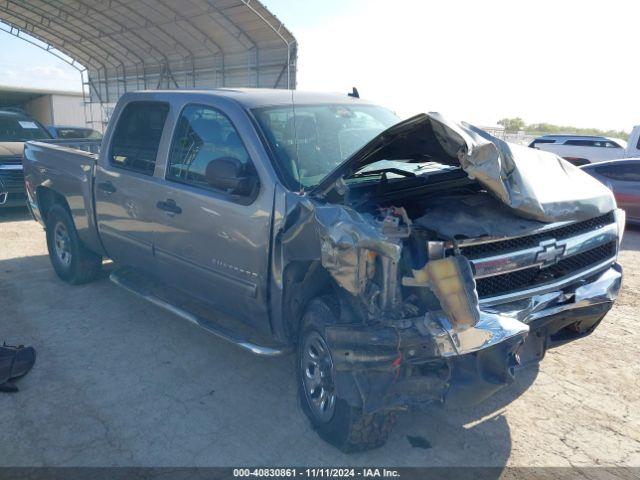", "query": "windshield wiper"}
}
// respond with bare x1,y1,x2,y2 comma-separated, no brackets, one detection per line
350,167,417,179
